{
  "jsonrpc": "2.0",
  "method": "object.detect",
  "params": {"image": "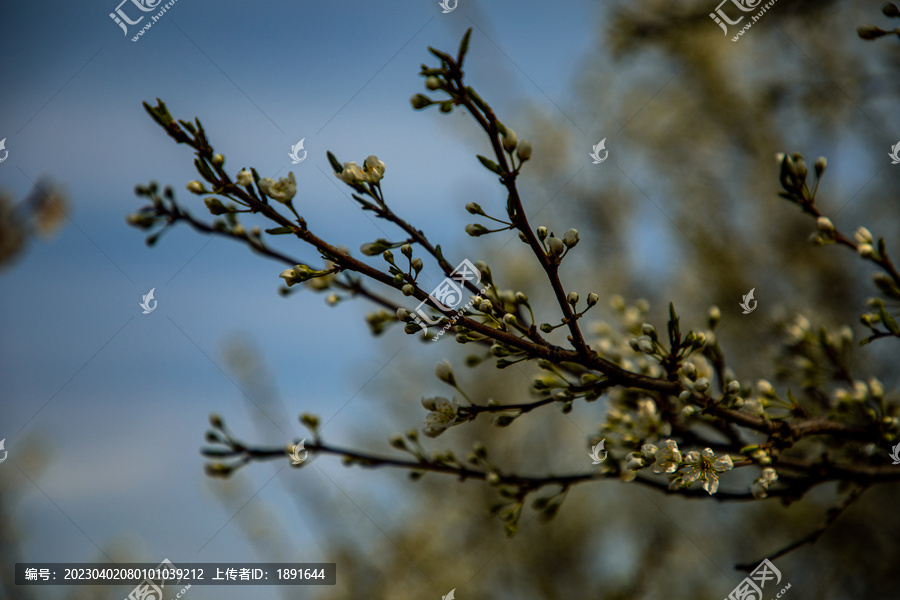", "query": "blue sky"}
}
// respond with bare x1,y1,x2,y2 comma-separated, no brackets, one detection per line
0,1,601,598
